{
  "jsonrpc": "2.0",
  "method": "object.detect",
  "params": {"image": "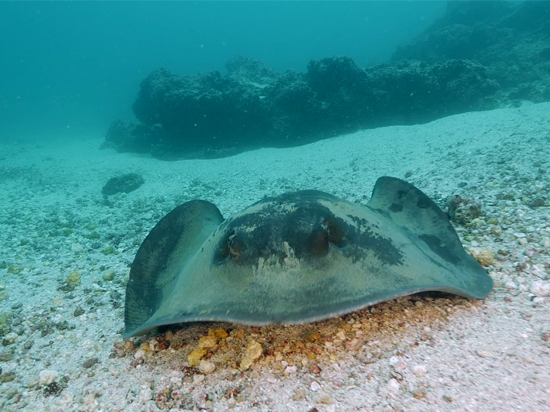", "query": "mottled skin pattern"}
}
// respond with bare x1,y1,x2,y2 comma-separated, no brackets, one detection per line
213,191,404,268
124,177,493,338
